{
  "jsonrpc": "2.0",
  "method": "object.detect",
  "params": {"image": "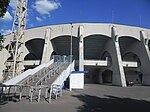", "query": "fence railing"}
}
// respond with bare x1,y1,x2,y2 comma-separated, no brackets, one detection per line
2,55,74,103
49,60,75,103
